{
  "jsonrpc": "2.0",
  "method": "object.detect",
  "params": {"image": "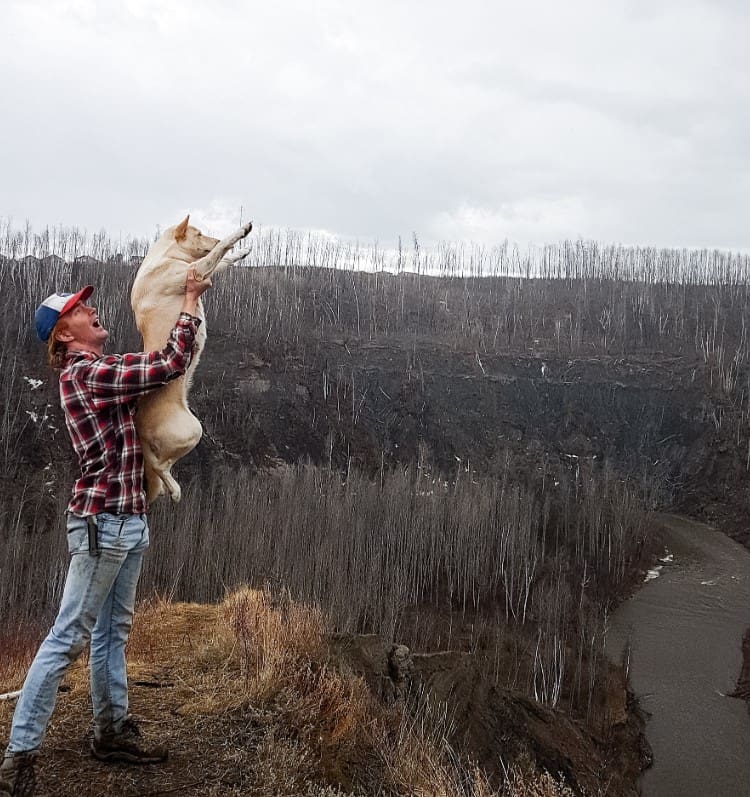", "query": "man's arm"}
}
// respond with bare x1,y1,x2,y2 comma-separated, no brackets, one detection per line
79,268,212,405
